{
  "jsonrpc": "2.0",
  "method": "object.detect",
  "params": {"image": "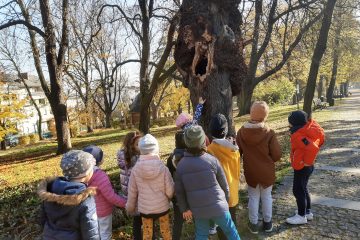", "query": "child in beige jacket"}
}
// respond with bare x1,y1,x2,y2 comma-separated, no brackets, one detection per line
126,134,174,240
